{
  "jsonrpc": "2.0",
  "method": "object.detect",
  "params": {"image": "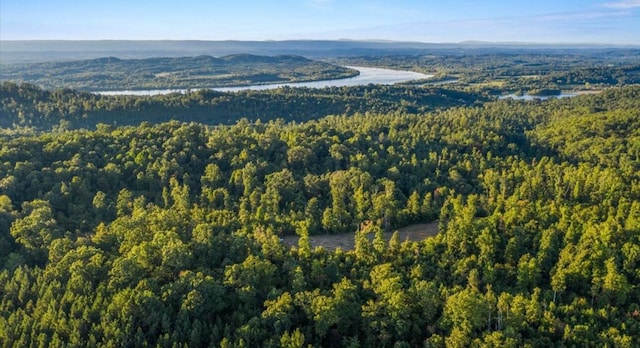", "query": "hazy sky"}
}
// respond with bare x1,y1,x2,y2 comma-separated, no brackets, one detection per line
1,0,639,44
